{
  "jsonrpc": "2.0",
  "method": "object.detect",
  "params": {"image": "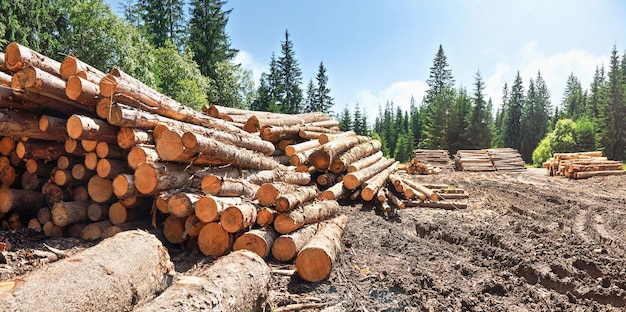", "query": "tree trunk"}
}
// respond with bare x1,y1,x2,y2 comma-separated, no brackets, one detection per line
295,214,348,282
134,250,269,312
42,182,70,207
343,158,395,190
316,172,339,187
51,200,90,227
24,159,54,176
117,128,153,150
20,171,43,191
109,202,150,225
182,129,275,156
256,182,297,207
195,196,242,223
360,161,399,201
233,228,278,259
96,158,128,179
4,42,62,76
0,187,46,213
243,168,311,185
87,175,114,203
15,141,74,160
60,55,106,84
67,114,118,143
81,139,98,152
271,223,318,262
308,136,371,171
273,200,340,234
387,189,405,209
38,115,68,139
53,169,77,186
573,170,625,179
220,202,257,233
65,76,100,110
256,207,277,227
285,139,321,157
80,220,113,240
261,124,338,142
0,110,66,142
134,162,197,195
84,152,98,170
197,222,233,257
0,230,173,311
128,146,159,169
330,140,382,174
347,151,383,173
244,112,331,133
168,191,203,218
201,176,259,198
0,137,15,156
318,131,357,144
290,147,316,167
320,181,348,200
87,203,110,222
95,142,125,159
275,185,319,212
163,215,186,244
401,178,438,201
